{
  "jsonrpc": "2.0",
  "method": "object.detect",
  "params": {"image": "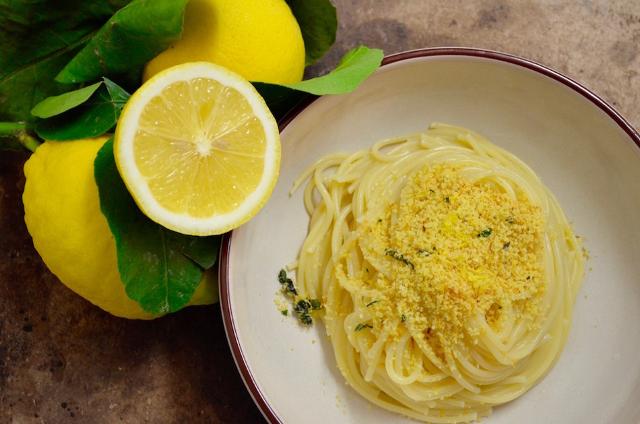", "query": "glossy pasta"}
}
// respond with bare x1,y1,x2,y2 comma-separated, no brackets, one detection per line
291,123,584,423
